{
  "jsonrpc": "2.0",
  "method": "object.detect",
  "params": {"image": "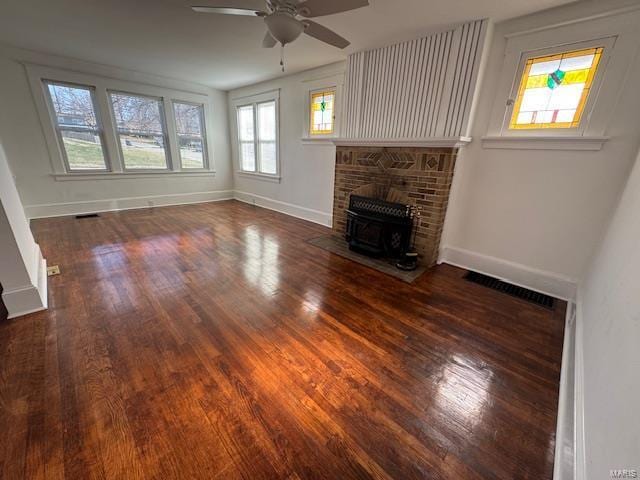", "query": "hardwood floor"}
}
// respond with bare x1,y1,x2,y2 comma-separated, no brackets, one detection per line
0,200,565,479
